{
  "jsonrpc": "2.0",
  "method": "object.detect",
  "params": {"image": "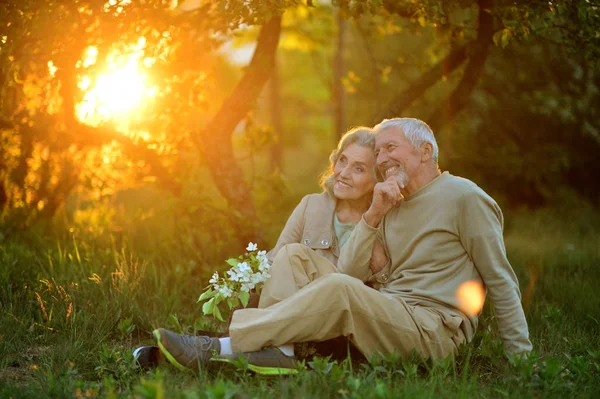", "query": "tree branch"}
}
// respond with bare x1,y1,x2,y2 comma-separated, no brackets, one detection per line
372,44,469,124
381,0,420,19
427,0,494,132
73,122,183,196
